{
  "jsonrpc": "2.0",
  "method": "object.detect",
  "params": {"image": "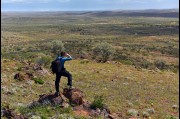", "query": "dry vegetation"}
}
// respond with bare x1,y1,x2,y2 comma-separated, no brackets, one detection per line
1,10,179,118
